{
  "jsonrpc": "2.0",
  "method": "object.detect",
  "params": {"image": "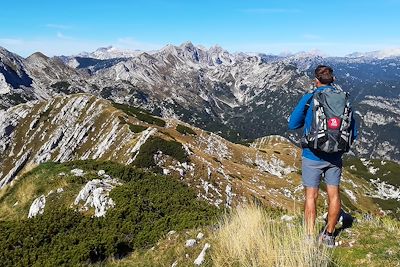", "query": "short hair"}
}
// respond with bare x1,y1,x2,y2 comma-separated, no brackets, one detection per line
315,65,334,84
